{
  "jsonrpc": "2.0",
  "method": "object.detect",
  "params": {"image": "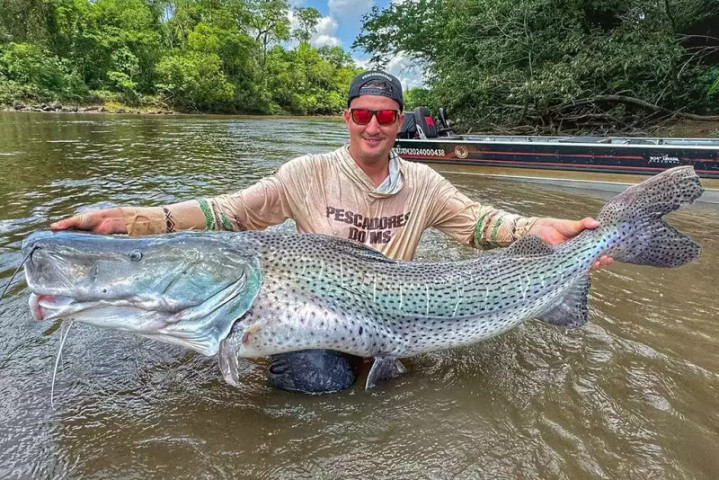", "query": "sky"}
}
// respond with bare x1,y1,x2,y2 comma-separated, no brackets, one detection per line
288,0,425,90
